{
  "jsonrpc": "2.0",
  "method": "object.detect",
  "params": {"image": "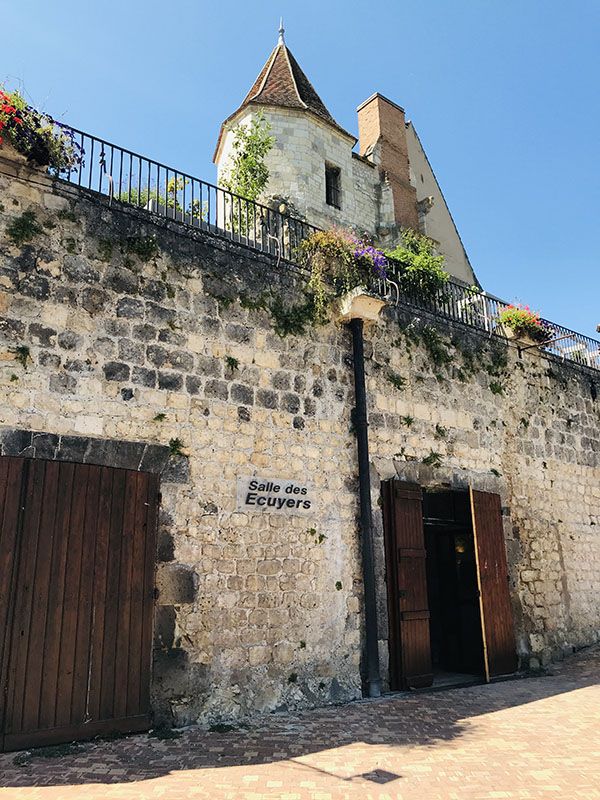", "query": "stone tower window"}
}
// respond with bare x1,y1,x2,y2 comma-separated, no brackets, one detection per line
325,165,341,209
